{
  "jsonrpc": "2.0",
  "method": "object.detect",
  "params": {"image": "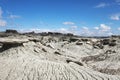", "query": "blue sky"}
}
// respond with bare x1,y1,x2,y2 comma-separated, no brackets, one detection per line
0,0,120,36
